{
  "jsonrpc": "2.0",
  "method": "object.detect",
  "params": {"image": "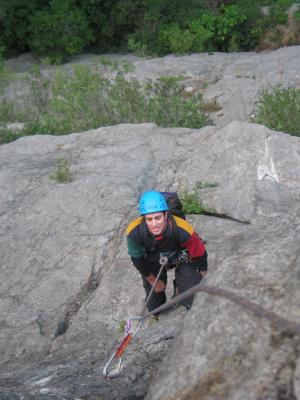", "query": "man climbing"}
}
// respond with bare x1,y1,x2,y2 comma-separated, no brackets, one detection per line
126,191,208,312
